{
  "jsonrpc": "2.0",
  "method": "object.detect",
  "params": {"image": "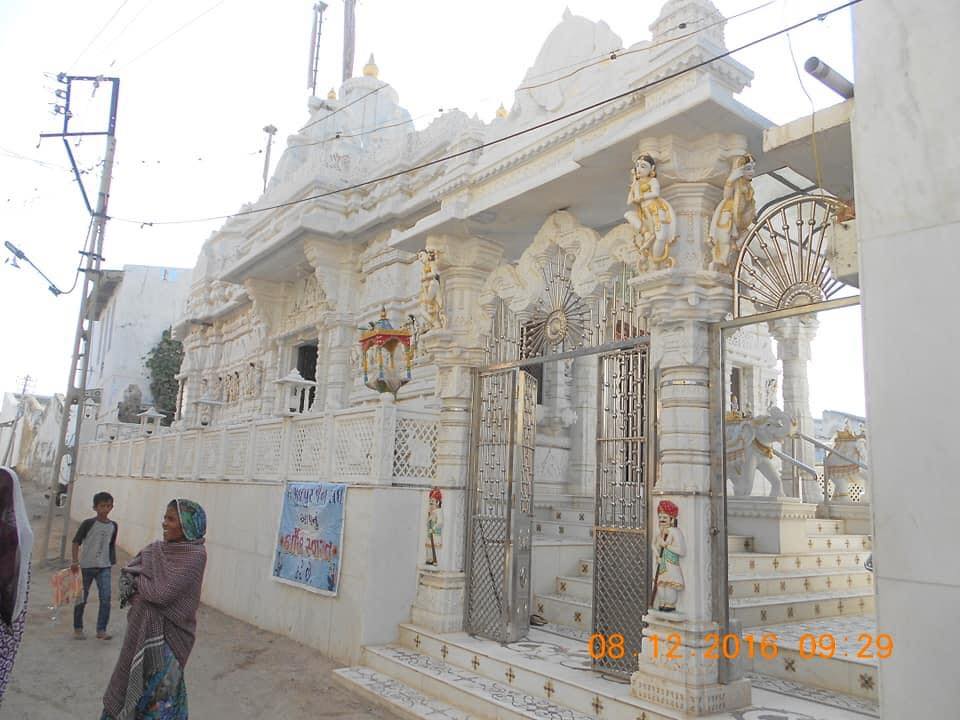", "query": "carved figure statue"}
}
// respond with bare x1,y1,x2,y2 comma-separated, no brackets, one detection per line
708,154,756,271
425,487,443,565
652,500,685,612
825,424,870,503
417,249,446,332
117,384,143,424
725,406,809,497
624,154,677,270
